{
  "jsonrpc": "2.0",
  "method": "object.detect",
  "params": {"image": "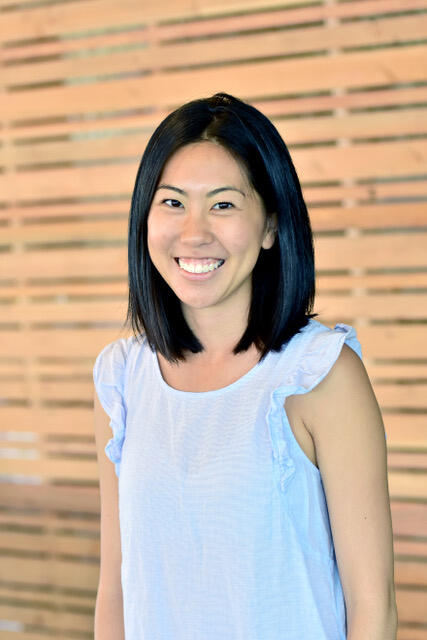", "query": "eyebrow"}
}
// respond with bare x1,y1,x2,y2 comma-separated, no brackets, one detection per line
156,184,246,197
